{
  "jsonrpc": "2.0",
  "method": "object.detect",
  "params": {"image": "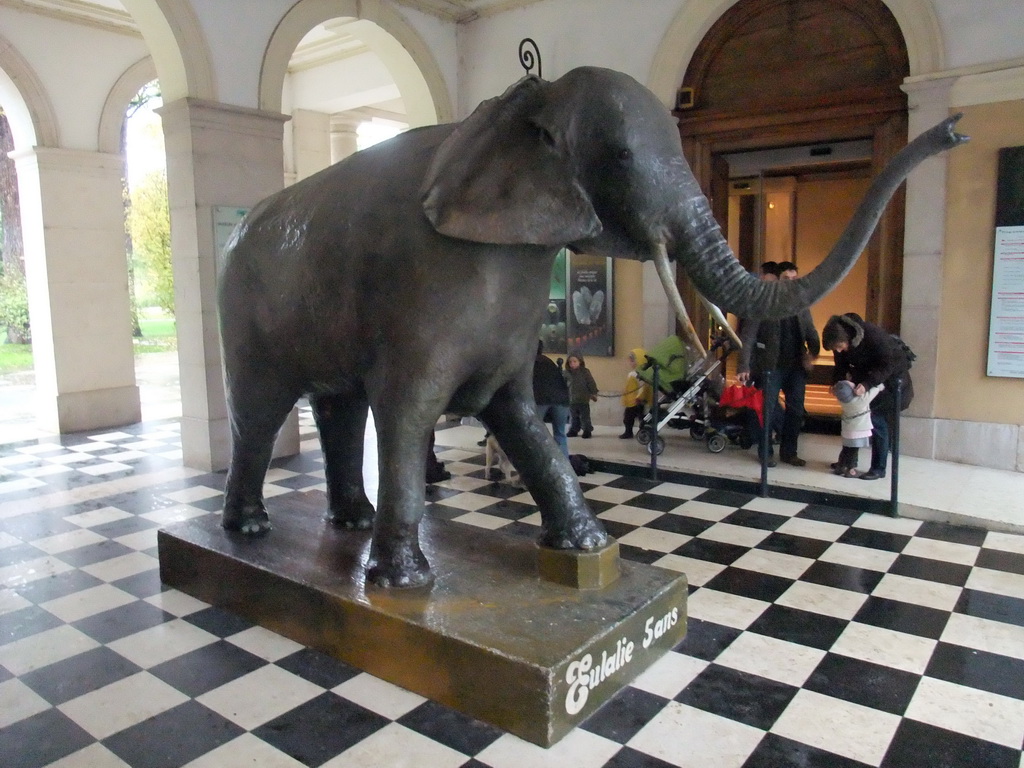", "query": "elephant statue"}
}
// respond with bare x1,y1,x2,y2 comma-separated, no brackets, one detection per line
217,66,967,587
